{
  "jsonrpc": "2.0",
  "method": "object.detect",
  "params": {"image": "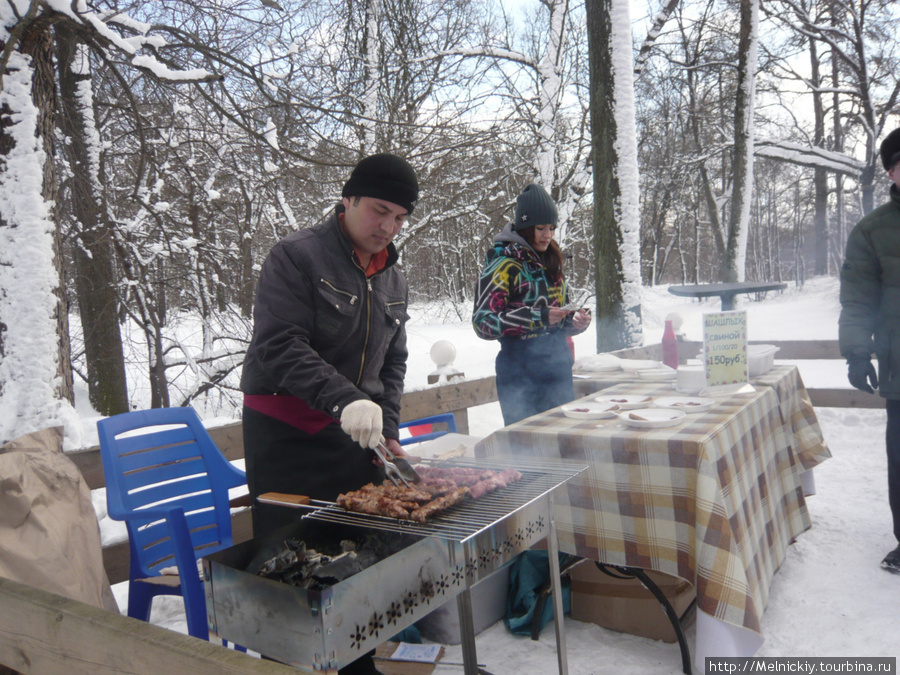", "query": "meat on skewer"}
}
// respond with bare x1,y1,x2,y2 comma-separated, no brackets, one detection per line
336,466,523,521
335,493,416,519
410,487,470,523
